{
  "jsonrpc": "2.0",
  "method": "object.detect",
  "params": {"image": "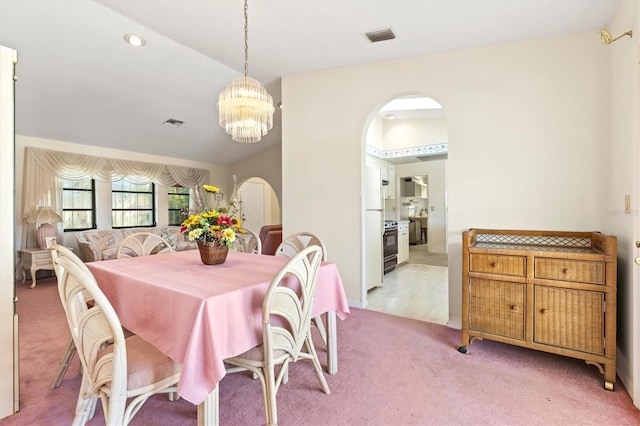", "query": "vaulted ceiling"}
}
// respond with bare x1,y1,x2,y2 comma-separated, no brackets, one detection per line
0,0,620,164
